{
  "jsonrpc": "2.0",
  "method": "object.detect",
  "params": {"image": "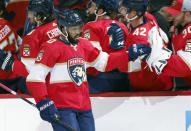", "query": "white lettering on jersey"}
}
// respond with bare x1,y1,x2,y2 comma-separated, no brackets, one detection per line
47,28,61,39
0,25,11,41
47,39,56,44
0,32,18,50
53,23,57,27
133,27,146,36
183,26,191,38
